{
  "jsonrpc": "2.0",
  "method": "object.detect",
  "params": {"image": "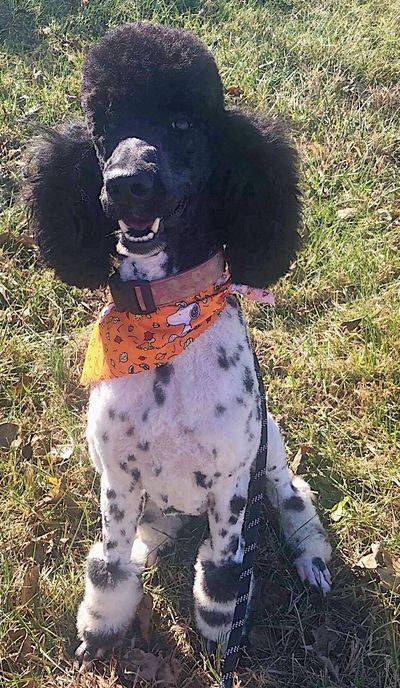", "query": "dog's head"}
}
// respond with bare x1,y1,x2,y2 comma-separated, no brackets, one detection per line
82,22,224,260
24,22,301,289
